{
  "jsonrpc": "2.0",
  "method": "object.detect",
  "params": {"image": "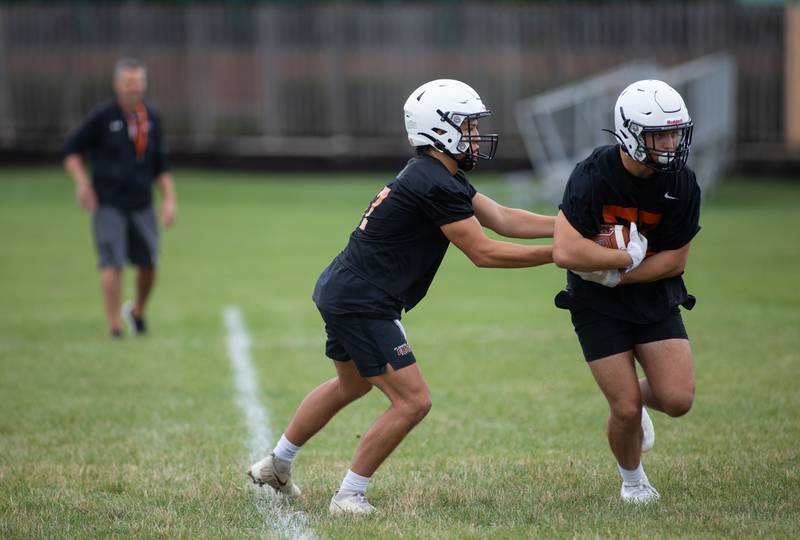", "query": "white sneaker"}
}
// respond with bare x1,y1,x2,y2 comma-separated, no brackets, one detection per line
641,406,655,453
329,491,376,515
620,479,661,504
248,453,301,497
